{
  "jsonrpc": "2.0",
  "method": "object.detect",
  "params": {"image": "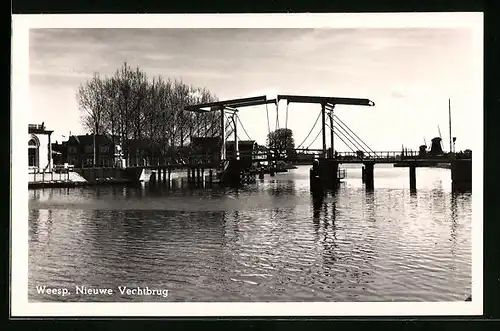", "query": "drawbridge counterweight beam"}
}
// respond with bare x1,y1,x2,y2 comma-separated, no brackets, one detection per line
278,95,375,107
184,94,375,165
278,94,375,157
184,95,277,113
